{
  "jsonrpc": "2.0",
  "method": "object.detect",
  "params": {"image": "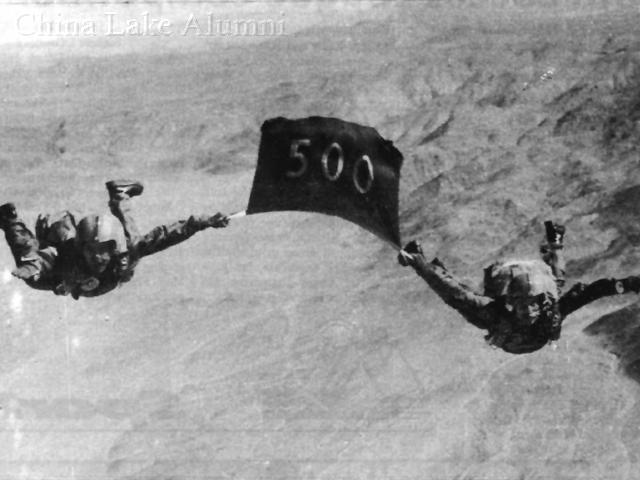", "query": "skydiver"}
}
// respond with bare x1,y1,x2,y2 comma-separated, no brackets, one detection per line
398,221,640,354
0,180,229,299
